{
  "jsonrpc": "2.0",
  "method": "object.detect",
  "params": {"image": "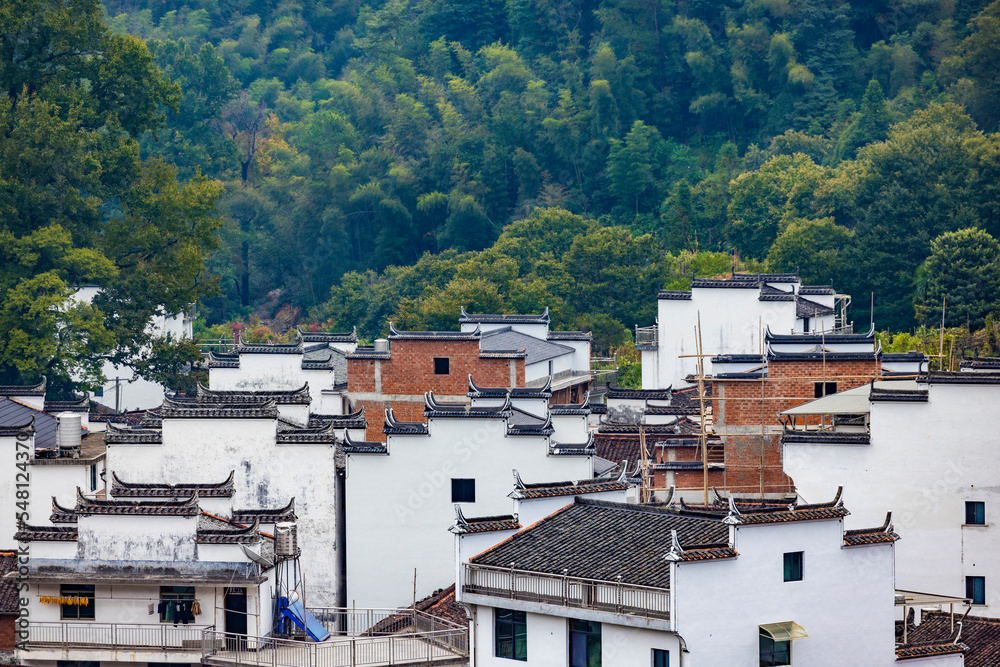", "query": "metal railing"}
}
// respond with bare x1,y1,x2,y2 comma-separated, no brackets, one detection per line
201,628,468,667
24,621,211,651
307,607,465,637
198,335,236,354
462,563,670,620
635,325,658,348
